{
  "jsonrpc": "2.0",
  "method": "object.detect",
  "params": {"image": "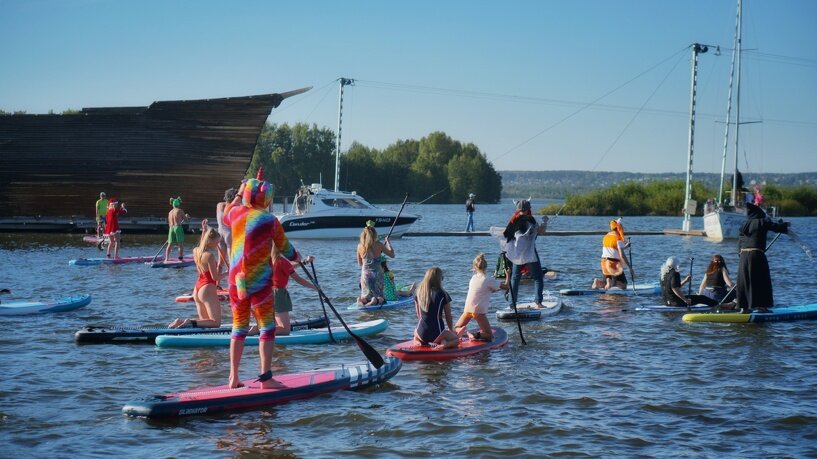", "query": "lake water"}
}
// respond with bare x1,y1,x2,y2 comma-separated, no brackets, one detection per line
1,204,816,457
